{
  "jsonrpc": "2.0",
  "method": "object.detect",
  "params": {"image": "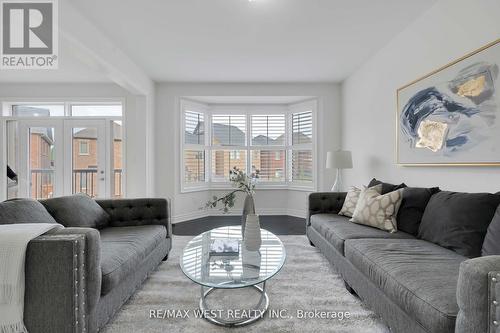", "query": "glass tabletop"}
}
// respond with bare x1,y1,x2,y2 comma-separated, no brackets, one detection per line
180,226,286,289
